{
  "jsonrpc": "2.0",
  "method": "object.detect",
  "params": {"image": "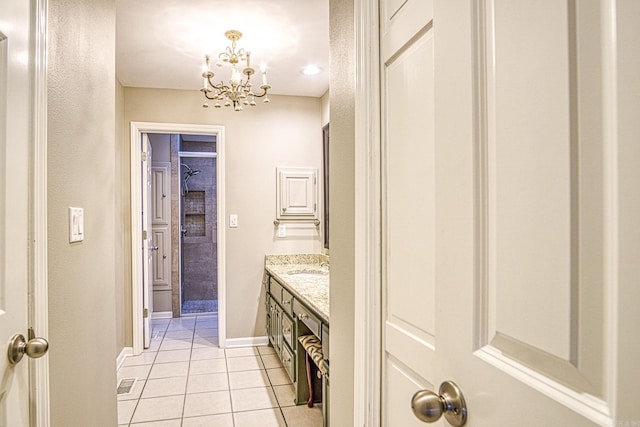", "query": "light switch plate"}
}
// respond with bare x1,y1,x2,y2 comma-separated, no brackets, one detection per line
277,224,286,237
229,214,238,228
69,207,84,242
